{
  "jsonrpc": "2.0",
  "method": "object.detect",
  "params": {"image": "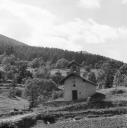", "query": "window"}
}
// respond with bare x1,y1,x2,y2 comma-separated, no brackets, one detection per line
73,84,76,87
